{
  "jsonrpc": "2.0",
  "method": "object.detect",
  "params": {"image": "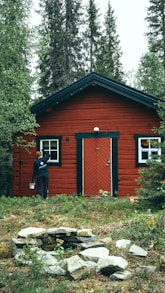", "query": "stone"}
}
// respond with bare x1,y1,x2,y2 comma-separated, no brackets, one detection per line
62,235,98,248
14,247,58,267
85,260,98,270
12,237,39,248
129,244,148,257
0,242,12,258
77,228,93,237
160,255,165,271
96,256,128,276
79,247,109,262
14,250,32,266
40,265,66,276
116,239,131,249
64,235,97,242
32,248,58,266
47,227,77,236
137,265,157,274
111,270,132,280
67,255,91,280
80,242,105,250
101,237,112,246
78,235,98,242
18,227,47,238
